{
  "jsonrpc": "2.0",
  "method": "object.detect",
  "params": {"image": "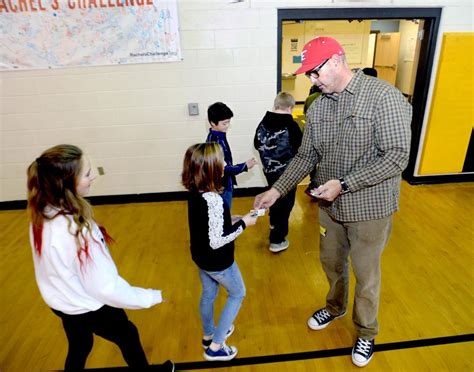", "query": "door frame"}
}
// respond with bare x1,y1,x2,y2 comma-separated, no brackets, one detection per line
277,8,471,184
